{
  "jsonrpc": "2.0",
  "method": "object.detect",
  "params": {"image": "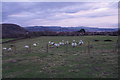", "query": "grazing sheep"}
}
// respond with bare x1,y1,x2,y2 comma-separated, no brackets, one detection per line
8,48,12,51
48,41,54,45
59,42,64,45
78,40,84,45
62,42,65,45
54,43,60,48
48,41,55,48
59,42,62,45
50,41,55,45
3,47,7,50
73,40,75,42
71,42,77,47
65,41,69,45
24,45,29,48
33,43,37,46
48,41,51,44
48,41,51,46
